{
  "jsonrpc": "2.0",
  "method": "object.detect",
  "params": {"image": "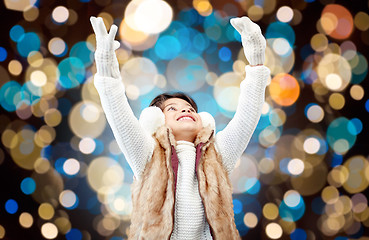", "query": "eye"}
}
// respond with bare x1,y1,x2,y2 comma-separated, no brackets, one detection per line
167,106,176,111
189,108,195,112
